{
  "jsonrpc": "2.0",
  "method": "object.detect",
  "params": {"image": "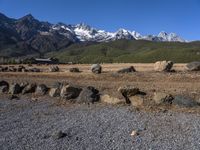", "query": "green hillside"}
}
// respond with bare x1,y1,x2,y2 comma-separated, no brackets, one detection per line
45,40,200,63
